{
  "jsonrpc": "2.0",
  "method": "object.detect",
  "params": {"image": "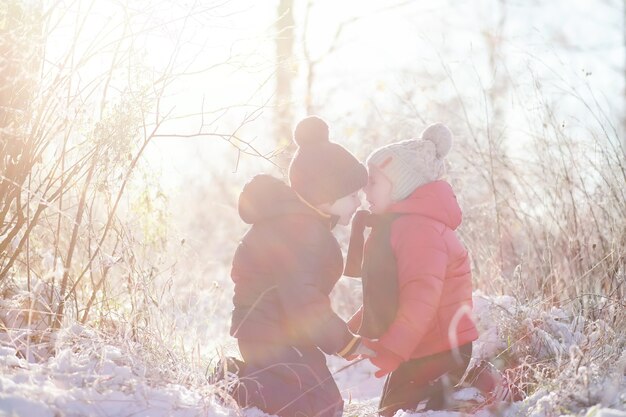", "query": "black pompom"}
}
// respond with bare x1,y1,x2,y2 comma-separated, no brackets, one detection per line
293,116,330,147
